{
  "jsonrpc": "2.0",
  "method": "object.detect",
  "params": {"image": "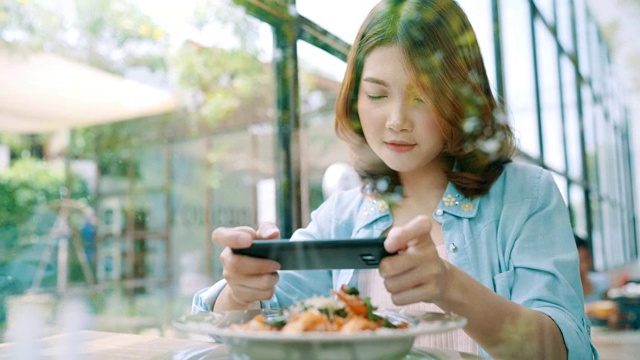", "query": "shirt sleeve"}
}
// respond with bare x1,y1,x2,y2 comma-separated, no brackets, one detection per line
505,168,597,360
191,191,349,312
191,279,227,314
263,193,342,308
